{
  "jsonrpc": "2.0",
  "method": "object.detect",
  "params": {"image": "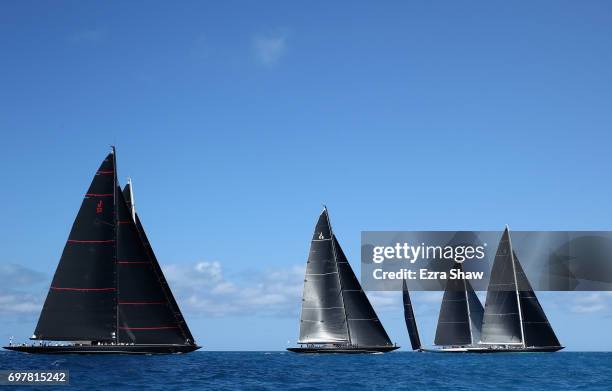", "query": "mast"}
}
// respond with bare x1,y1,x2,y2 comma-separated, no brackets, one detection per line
325,206,352,345
507,225,526,347
463,277,474,345
112,146,119,343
